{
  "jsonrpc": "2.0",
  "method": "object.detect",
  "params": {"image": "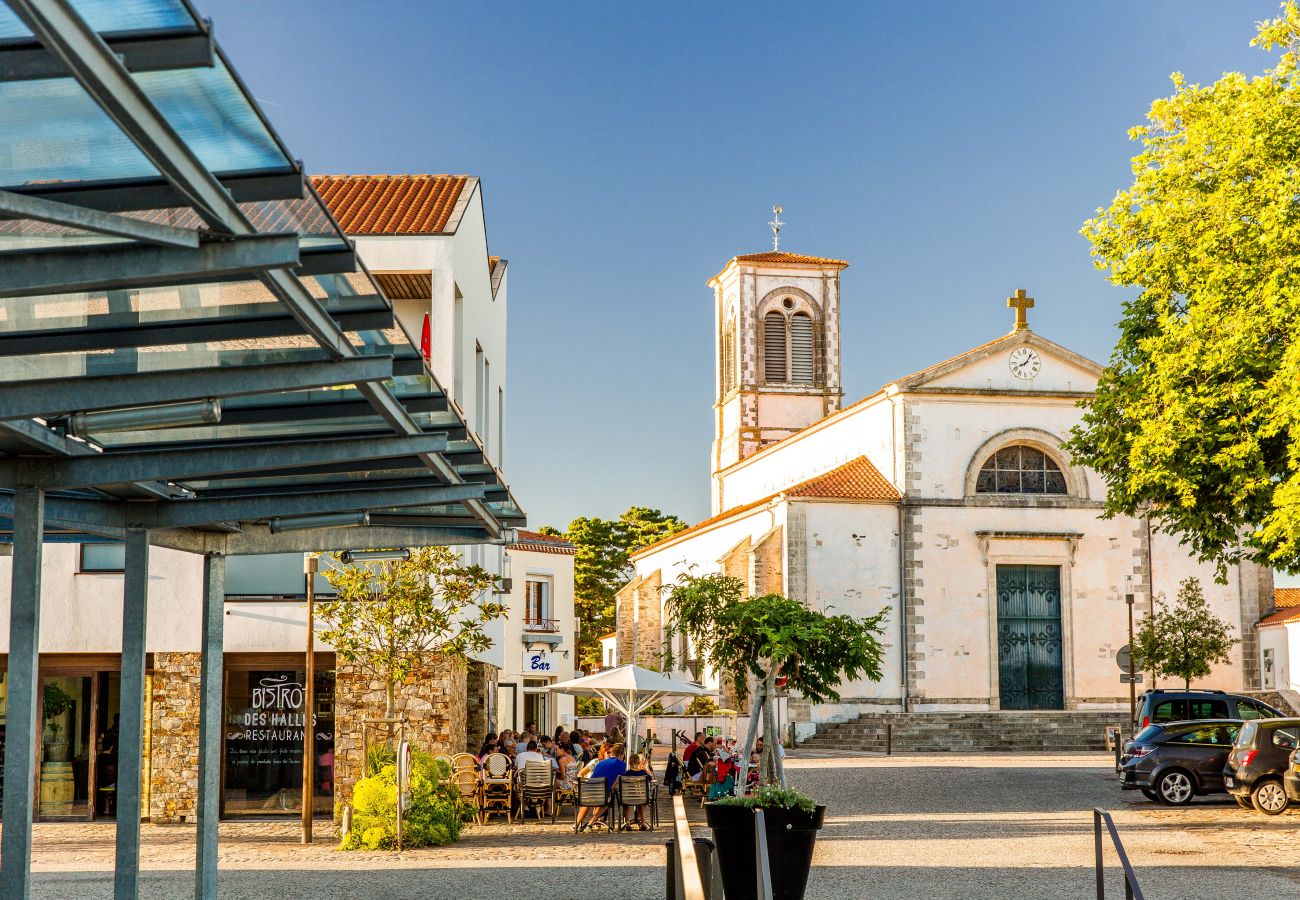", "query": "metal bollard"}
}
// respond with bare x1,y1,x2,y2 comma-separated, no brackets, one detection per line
665,837,716,900
885,721,893,756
